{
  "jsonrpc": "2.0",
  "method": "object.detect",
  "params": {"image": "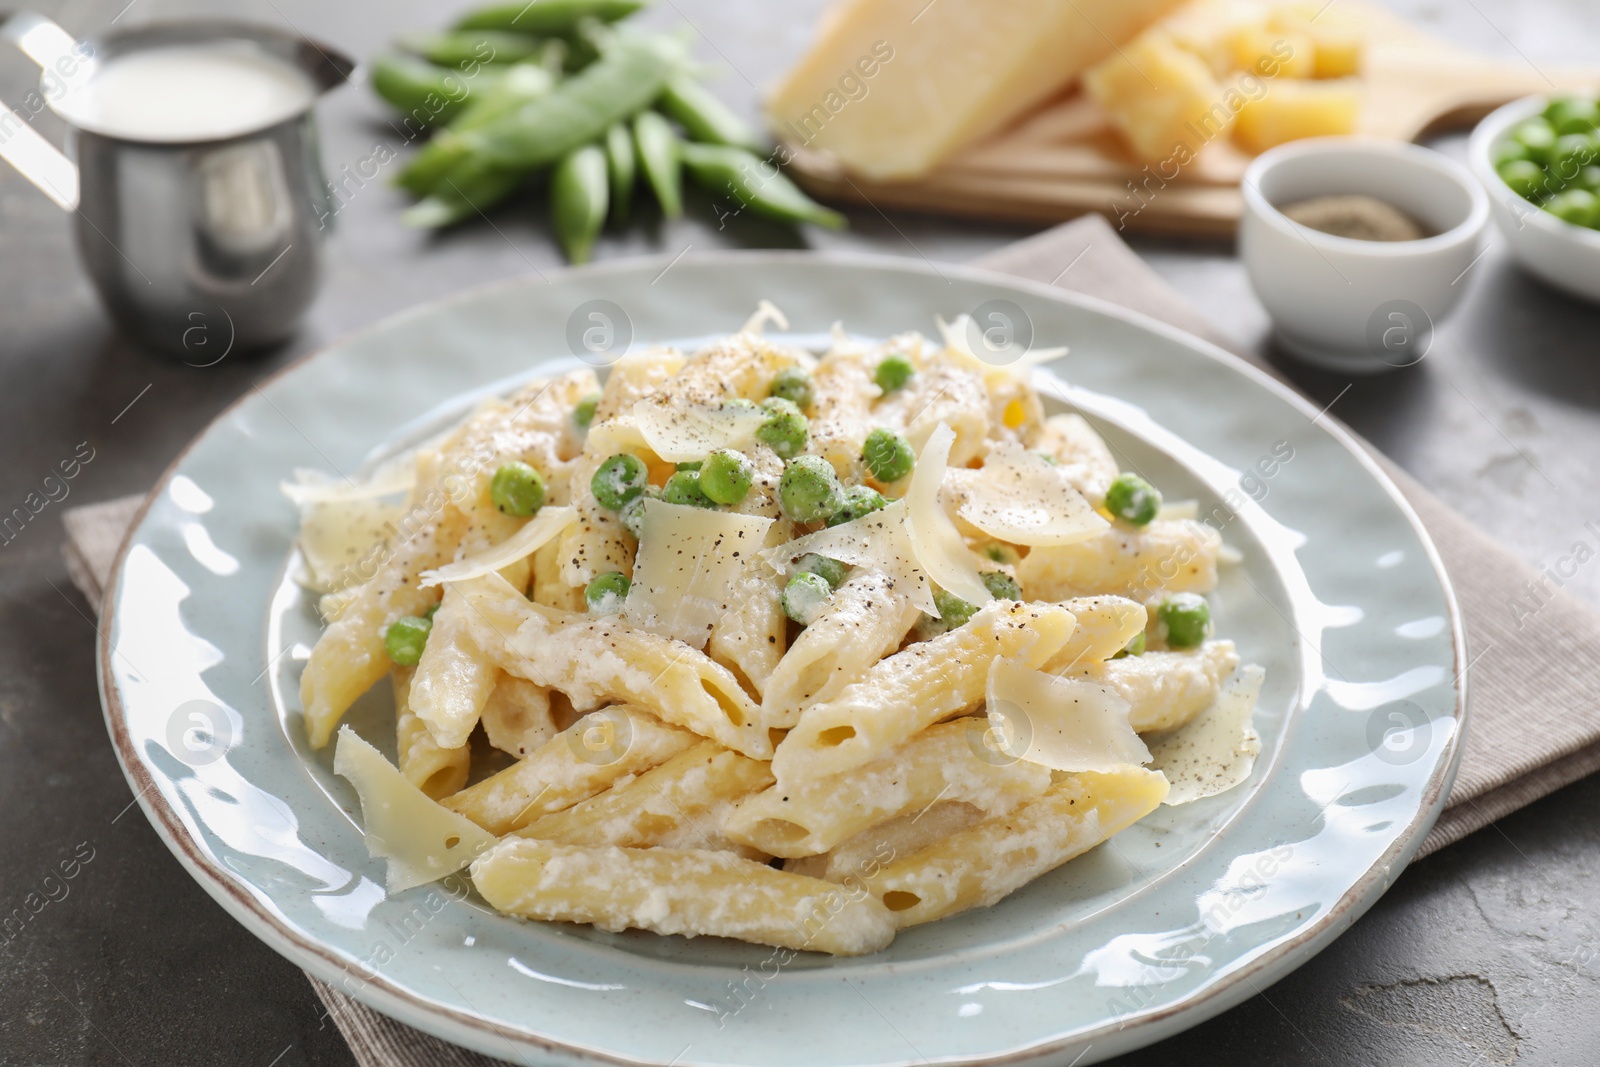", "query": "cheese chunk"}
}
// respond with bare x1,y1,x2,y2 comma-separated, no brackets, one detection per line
1084,31,1231,165
334,726,498,893
624,500,774,648
1234,77,1360,153
767,0,1188,180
